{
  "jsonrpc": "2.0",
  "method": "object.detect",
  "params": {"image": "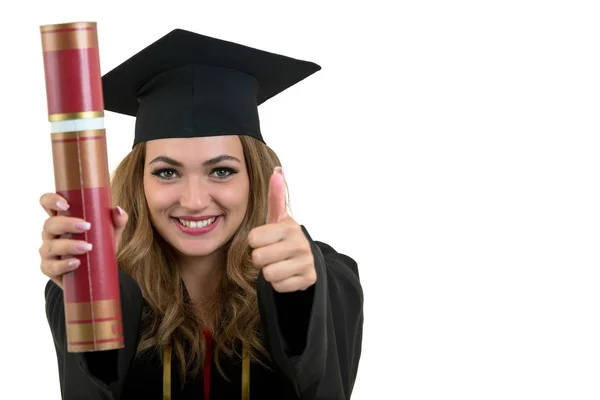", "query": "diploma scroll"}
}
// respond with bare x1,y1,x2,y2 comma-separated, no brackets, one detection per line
40,22,123,352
